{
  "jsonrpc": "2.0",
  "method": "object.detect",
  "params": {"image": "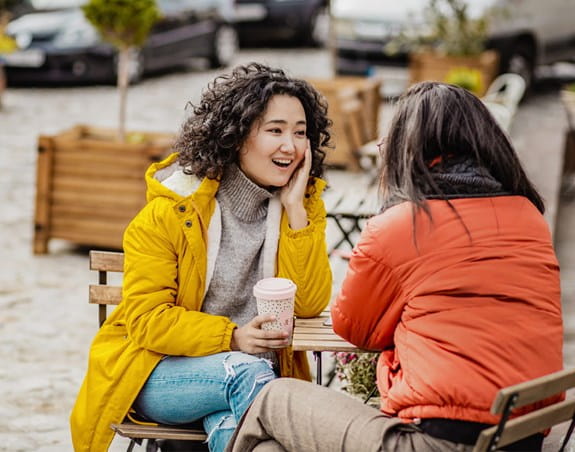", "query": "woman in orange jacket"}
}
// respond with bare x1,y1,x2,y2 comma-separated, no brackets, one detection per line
70,63,332,452
226,81,563,452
